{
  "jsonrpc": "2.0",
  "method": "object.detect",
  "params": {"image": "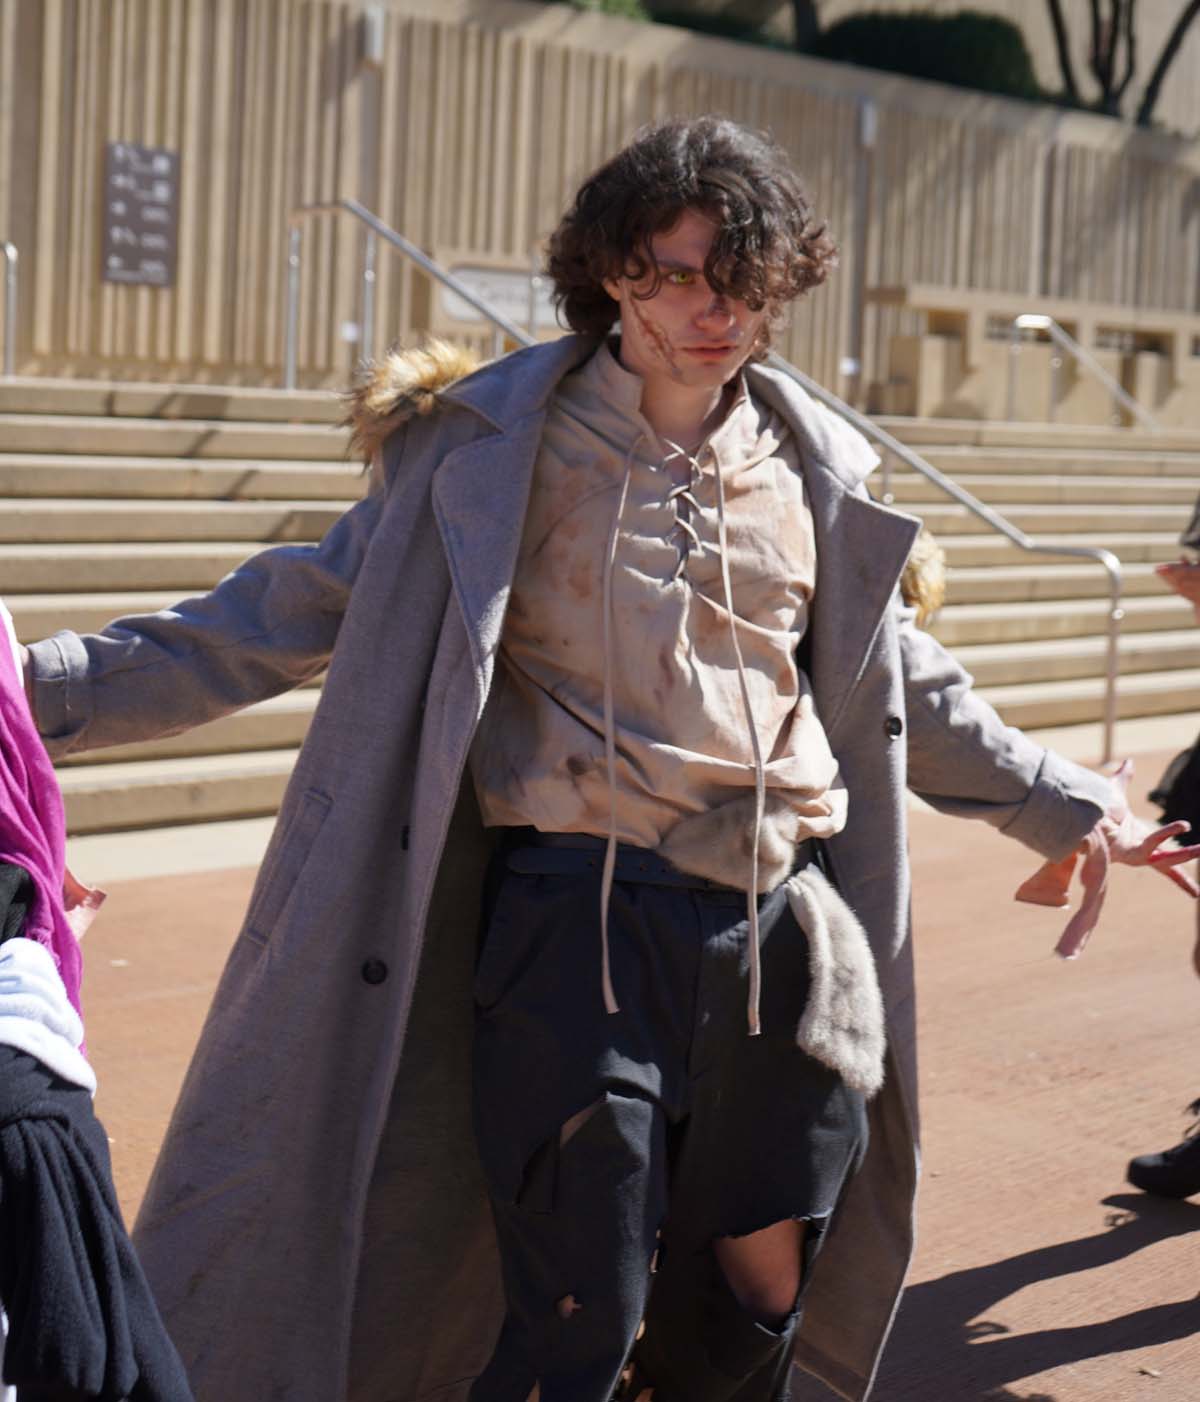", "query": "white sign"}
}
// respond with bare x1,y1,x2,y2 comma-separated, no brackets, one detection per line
440,267,559,331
